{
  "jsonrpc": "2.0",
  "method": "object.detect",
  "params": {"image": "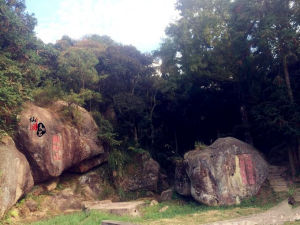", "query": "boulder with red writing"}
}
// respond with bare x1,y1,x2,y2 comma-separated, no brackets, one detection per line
183,137,268,206
16,101,106,183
